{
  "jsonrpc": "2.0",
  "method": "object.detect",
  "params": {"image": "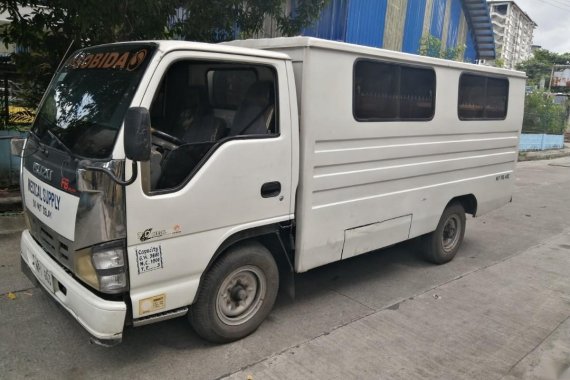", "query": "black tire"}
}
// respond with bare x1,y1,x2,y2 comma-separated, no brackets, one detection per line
422,202,466,264
190,241,279,343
